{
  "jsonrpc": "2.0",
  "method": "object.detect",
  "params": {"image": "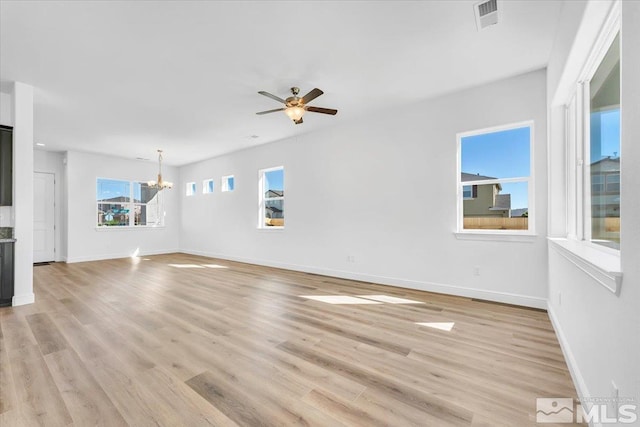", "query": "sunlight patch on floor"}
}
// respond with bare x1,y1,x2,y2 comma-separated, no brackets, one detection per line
358,295,424,304
416,322,455,331
300,295,383,305
168,264,206,269
201,264,229,269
